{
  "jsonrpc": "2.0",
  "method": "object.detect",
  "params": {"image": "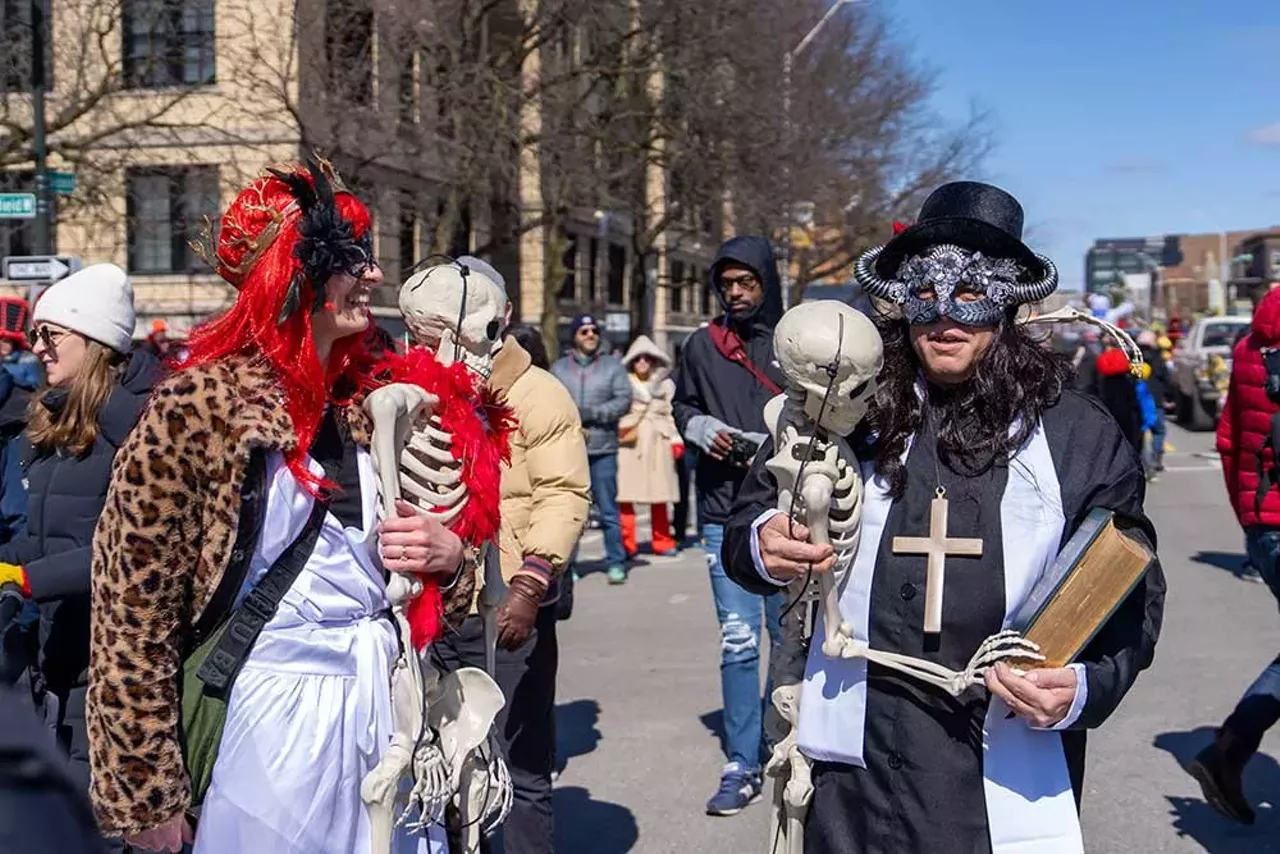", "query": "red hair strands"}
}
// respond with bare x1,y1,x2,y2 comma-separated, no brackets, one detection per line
180,163,375,493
